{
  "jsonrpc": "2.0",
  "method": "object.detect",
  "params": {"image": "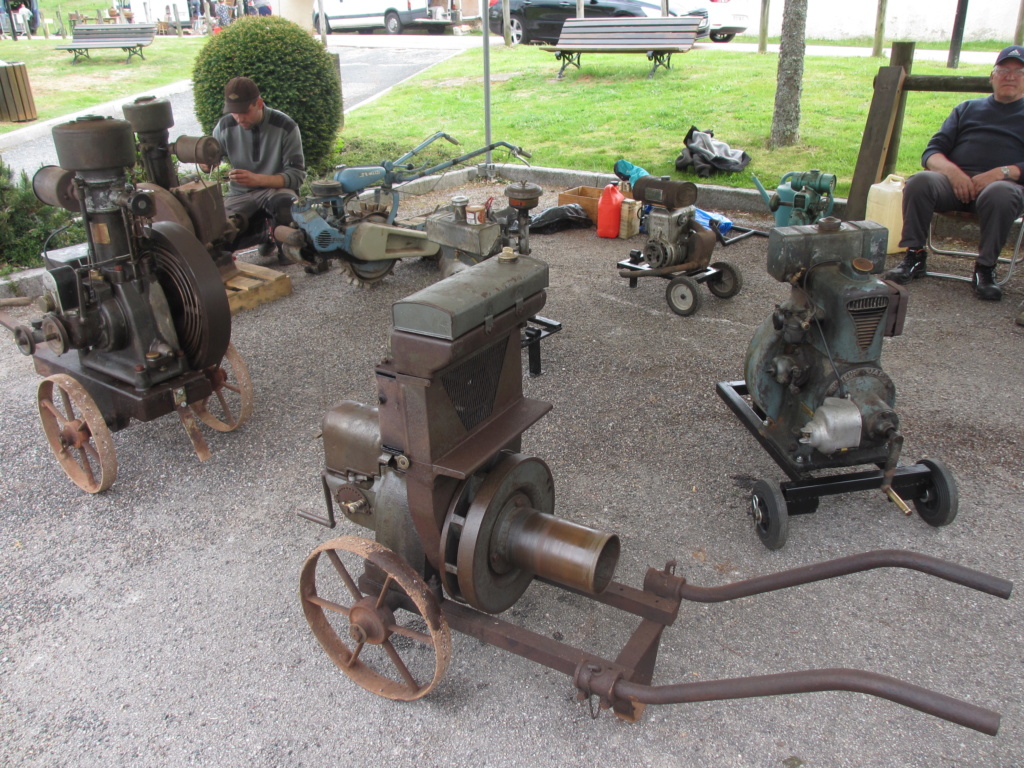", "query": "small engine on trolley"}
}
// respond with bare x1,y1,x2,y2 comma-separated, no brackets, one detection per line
718,217,957,549
617,177,742,316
